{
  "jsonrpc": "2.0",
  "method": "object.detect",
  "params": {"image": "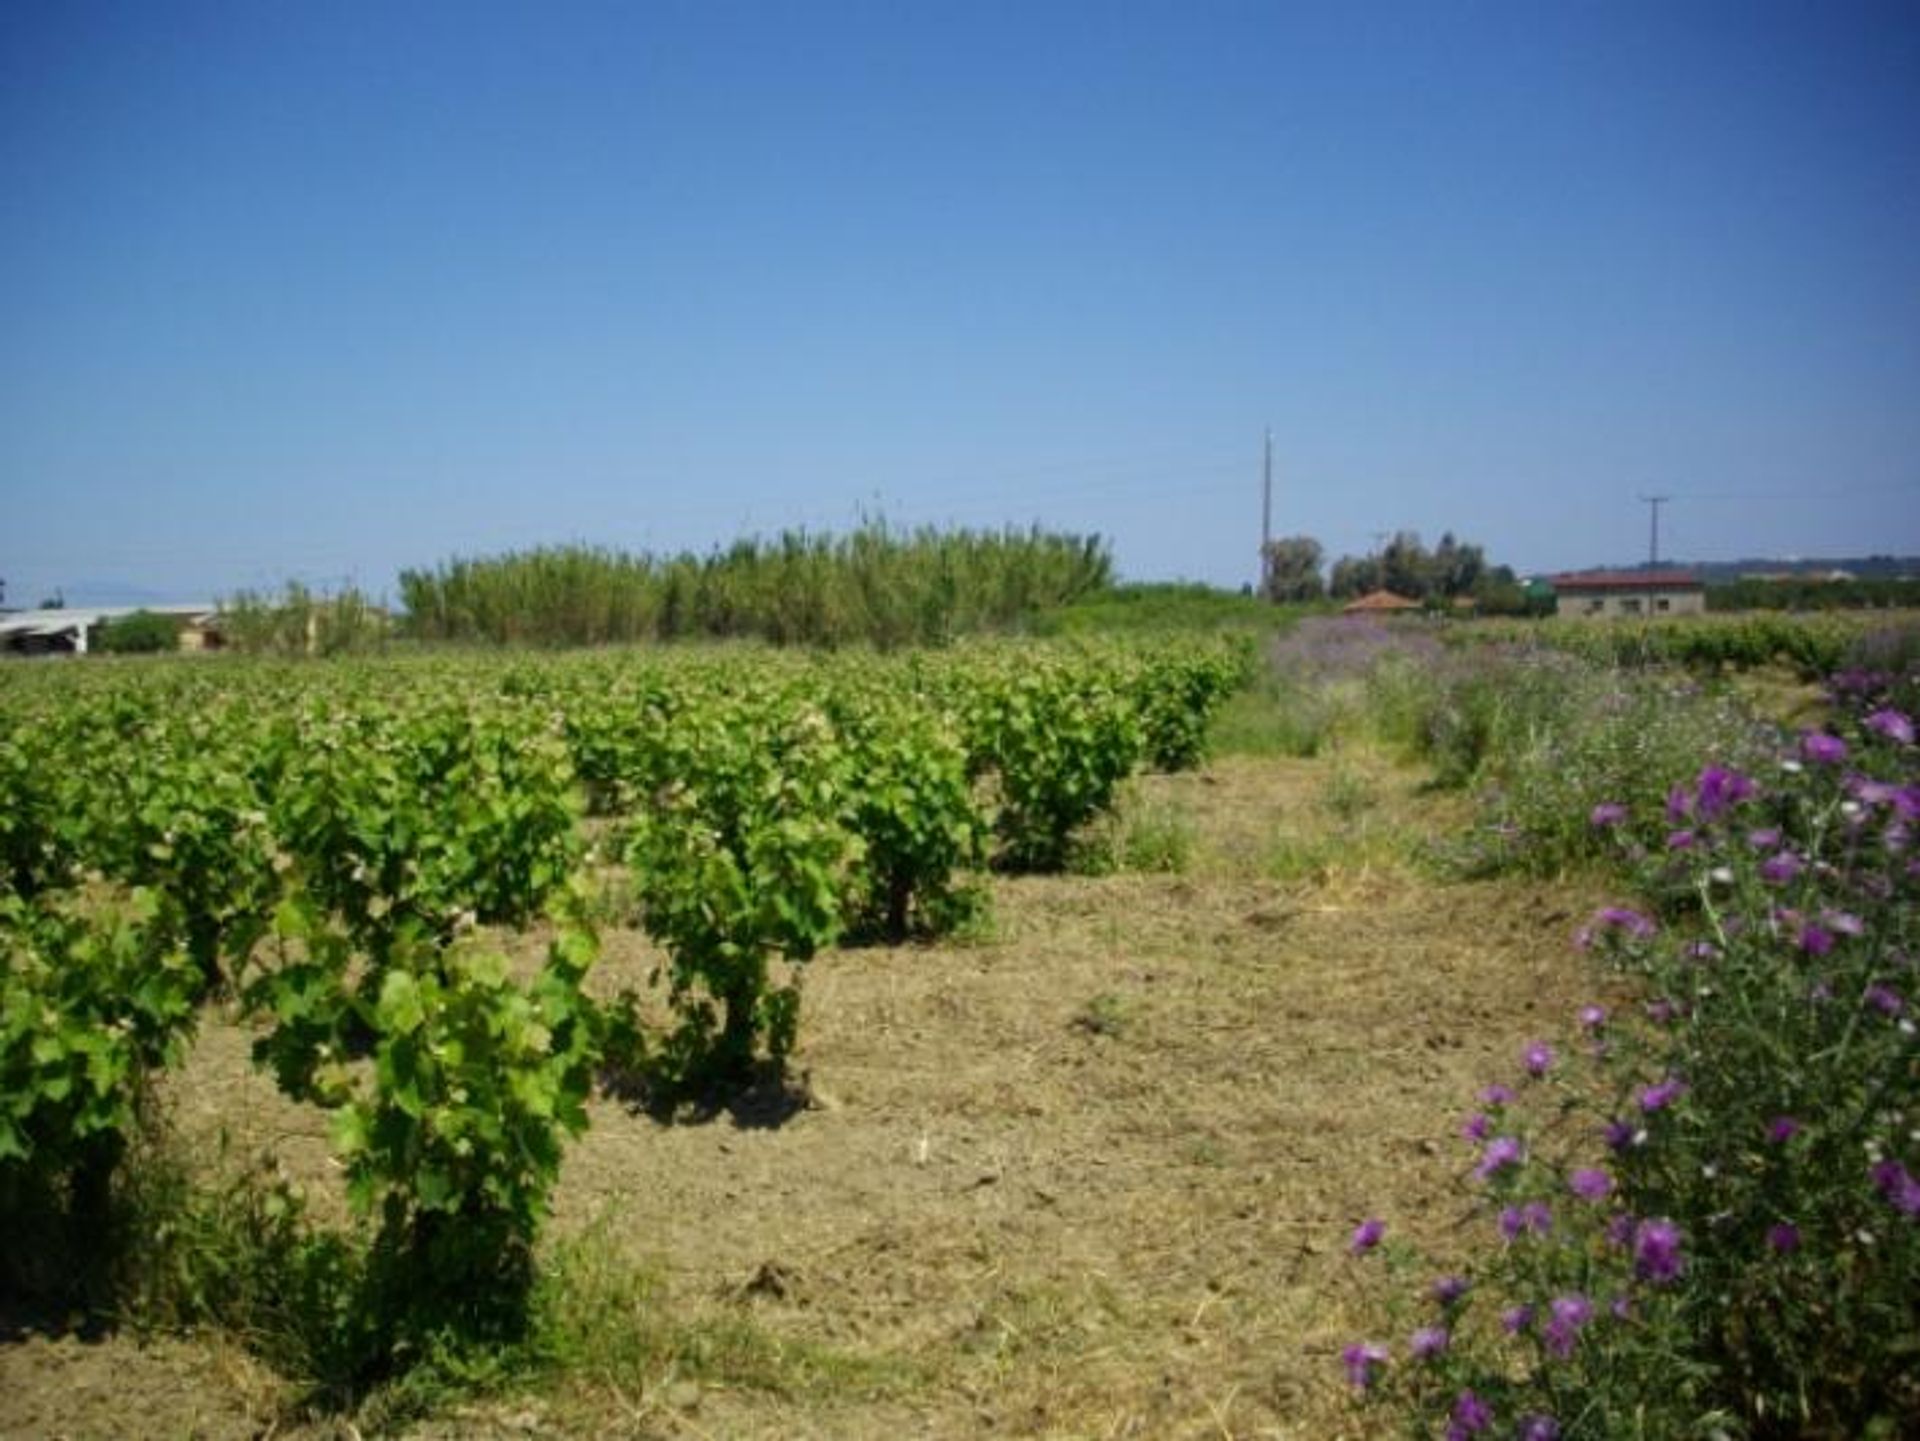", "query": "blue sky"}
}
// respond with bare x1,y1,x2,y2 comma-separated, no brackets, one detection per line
3,1,1918,605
